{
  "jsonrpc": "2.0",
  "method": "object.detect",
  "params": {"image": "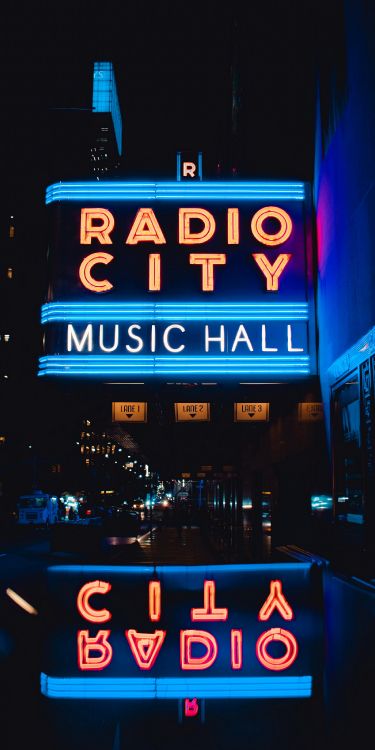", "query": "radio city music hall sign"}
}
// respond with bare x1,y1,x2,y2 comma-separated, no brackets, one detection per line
39,182,315,378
